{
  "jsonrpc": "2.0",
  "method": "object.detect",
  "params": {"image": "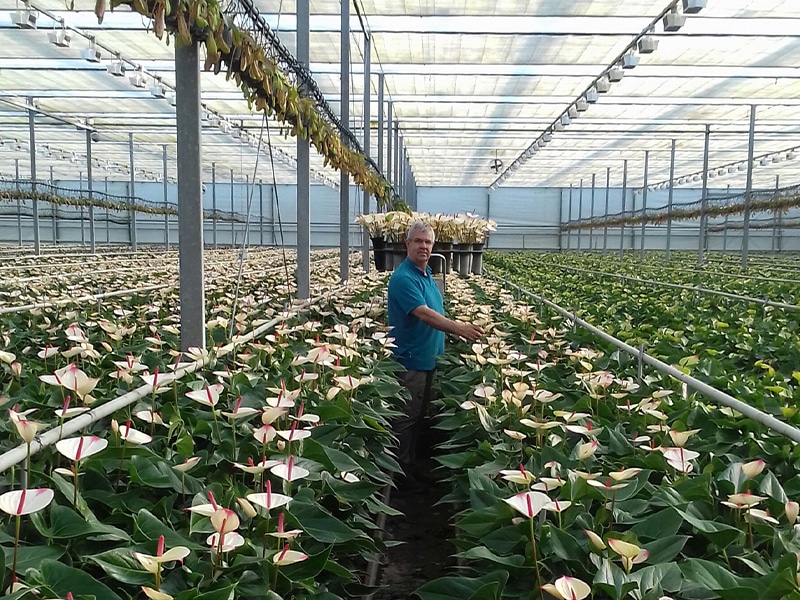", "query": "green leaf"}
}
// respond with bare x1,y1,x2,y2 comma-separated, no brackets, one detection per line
130,455,186,492
458,545,525,568
32,504,129,541
134,509,205,551
629,562,682,595
544,524,583,564
288,493,362,544
643,535,689,564
758,471,788,503
3,545,64,574
593,558,638,600
175,585,236,600
630,508,683,540
680,558,761,596
414,570,508,600
34,559,124,600
87,548,154,585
